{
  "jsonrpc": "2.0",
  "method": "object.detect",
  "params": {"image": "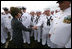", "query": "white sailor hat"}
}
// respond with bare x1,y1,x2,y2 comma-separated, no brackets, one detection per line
44,8,51,11
36,10,41,12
